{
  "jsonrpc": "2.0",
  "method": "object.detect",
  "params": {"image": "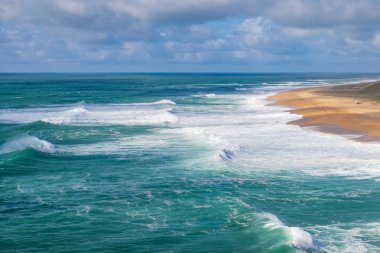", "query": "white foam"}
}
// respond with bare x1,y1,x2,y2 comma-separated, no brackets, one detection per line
165,91,380,180
192,93,216,98
0,101,177,126
163,127,240,161
16,184,25,193
308,222,380,252
43,107,178,125
145,99,176,105
60,135,170,155
0,134,56,154
186,128,240,160
42,107,89,124
256,212,316,251
197,93,380,180
115,99,176,106
236,80,330,92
